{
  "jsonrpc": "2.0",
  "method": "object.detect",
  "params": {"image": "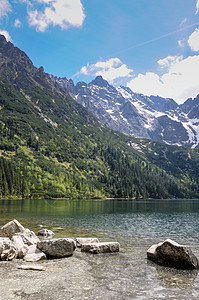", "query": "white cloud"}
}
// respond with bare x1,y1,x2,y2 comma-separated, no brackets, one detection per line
158,55,183,70
0,0,11,18
127,55,199,104
196,0,199,13
78,58,134,84
188,28,199,51
178,39,185,48
28,0,85,32
14,19,22,28
0,30,11,41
